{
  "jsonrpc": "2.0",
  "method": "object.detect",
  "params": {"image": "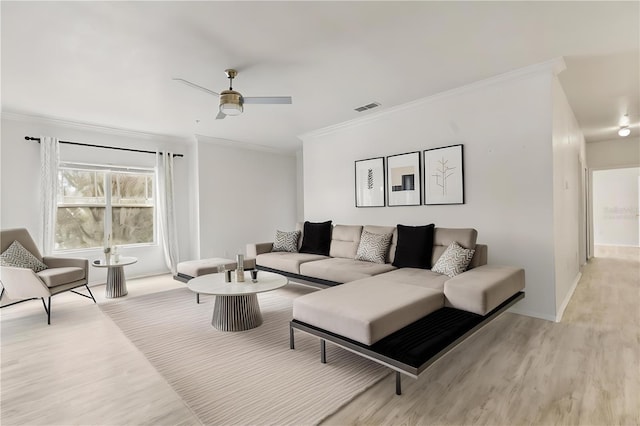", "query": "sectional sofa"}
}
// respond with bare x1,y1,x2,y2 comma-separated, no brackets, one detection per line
248,221,525,394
